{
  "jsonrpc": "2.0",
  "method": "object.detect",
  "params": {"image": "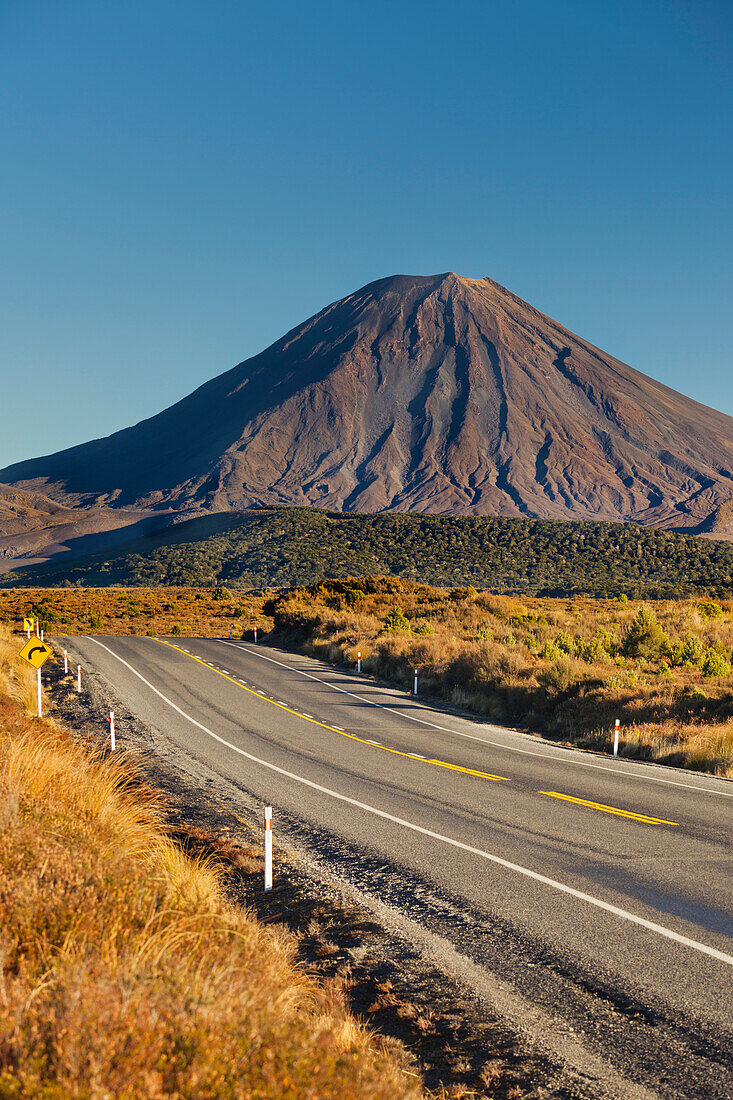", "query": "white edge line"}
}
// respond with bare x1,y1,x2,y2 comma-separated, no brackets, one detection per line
217,641,733,798
85,637,733,968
